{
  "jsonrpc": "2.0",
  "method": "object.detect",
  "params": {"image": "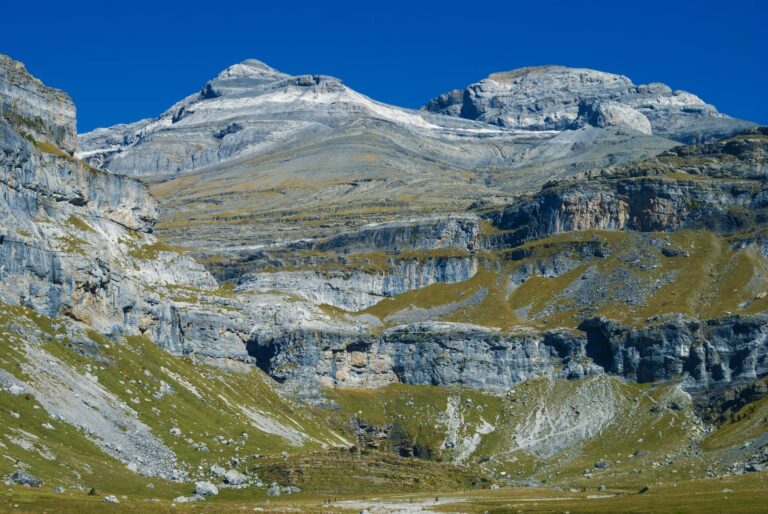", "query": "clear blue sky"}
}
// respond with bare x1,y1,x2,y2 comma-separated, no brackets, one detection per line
2,0,766,132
